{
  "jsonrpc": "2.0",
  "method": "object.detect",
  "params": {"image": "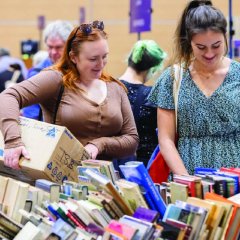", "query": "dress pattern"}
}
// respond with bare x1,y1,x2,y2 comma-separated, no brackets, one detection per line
148,61,240,174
